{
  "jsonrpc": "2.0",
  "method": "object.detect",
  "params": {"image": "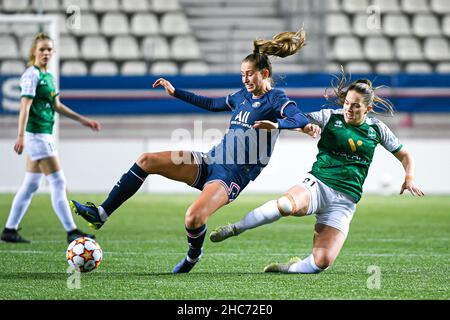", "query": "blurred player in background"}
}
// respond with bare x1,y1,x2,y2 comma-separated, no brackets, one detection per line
1,33,101,244
210,68,424,274
71,28,320,273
